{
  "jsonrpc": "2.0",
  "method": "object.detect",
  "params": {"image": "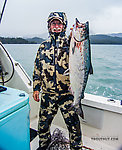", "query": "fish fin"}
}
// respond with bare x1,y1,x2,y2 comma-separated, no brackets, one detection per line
89,63,93,75
88,39,93,75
